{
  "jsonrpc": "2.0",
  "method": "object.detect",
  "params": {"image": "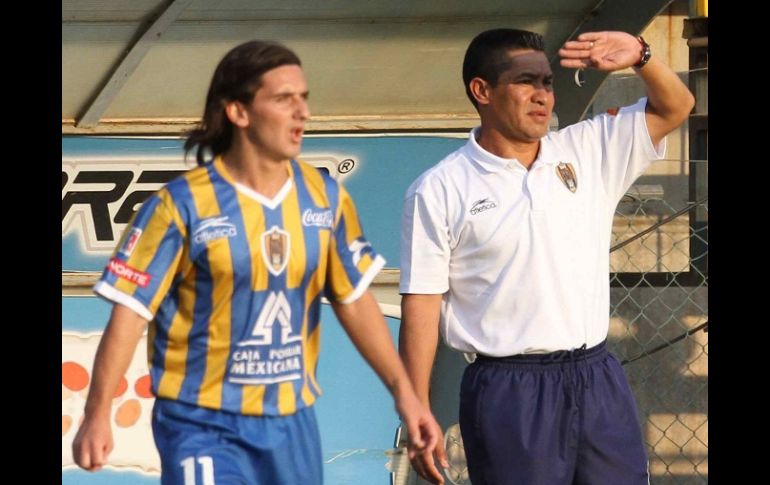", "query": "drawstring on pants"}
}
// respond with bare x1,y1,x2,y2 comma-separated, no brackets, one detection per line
568,343,588,395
